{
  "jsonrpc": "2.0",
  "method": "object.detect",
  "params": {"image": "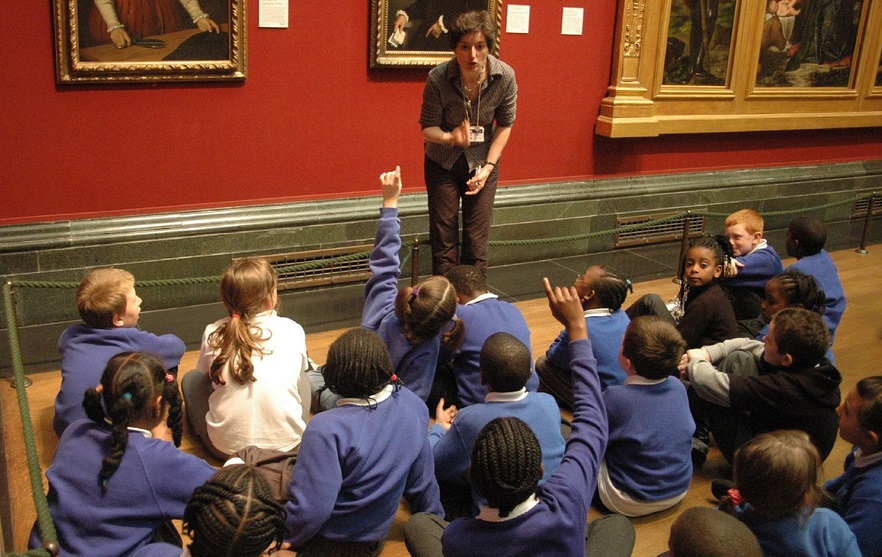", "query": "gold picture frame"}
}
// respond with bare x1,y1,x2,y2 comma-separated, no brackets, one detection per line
53,0,246,84
596,0,882,137
370,0,501,69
